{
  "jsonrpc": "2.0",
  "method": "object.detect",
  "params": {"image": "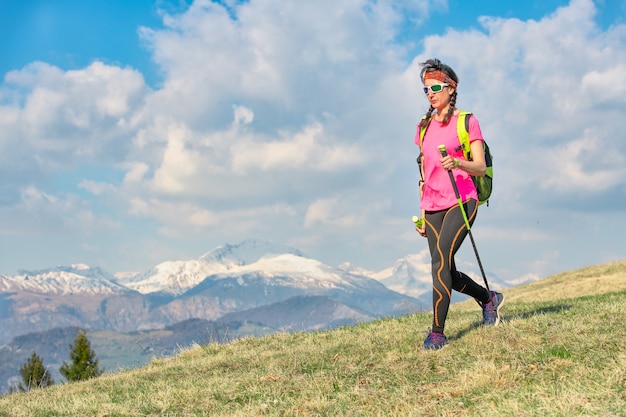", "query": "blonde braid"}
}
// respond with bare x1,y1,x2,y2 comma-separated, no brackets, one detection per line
419,105,435,129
